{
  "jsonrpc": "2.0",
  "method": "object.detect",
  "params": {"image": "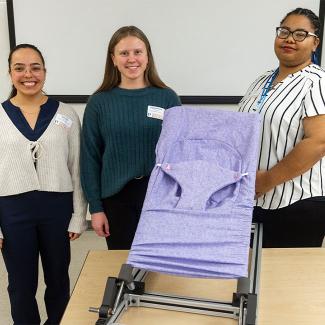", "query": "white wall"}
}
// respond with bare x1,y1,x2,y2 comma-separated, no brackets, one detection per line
0,1,10,103
0,1,89,118
0,1,238,112
1,1,324,112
